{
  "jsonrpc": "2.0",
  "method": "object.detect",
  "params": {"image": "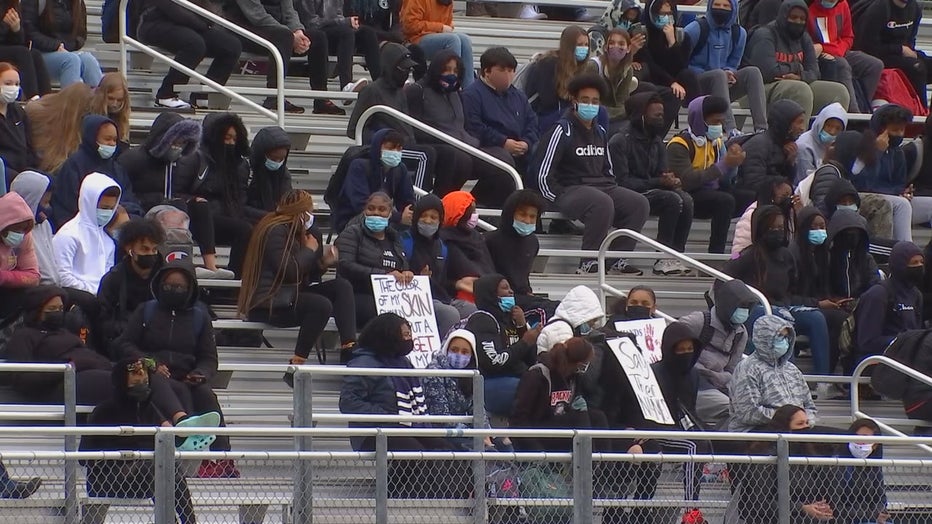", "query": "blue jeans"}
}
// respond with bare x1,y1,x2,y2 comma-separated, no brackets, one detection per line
745,305,831,375
484,376,520,417
42,50,102,87
417,32,474,87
